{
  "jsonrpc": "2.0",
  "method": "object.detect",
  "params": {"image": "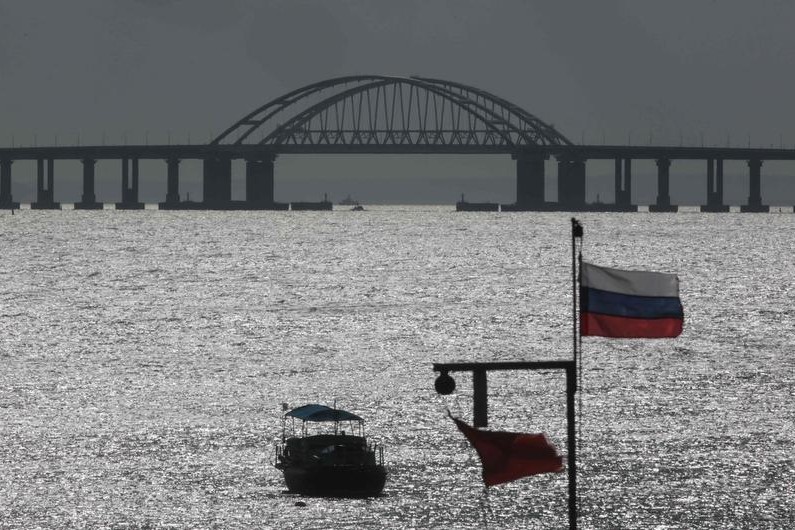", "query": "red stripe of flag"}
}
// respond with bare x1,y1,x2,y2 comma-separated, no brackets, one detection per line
581,312,683,338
